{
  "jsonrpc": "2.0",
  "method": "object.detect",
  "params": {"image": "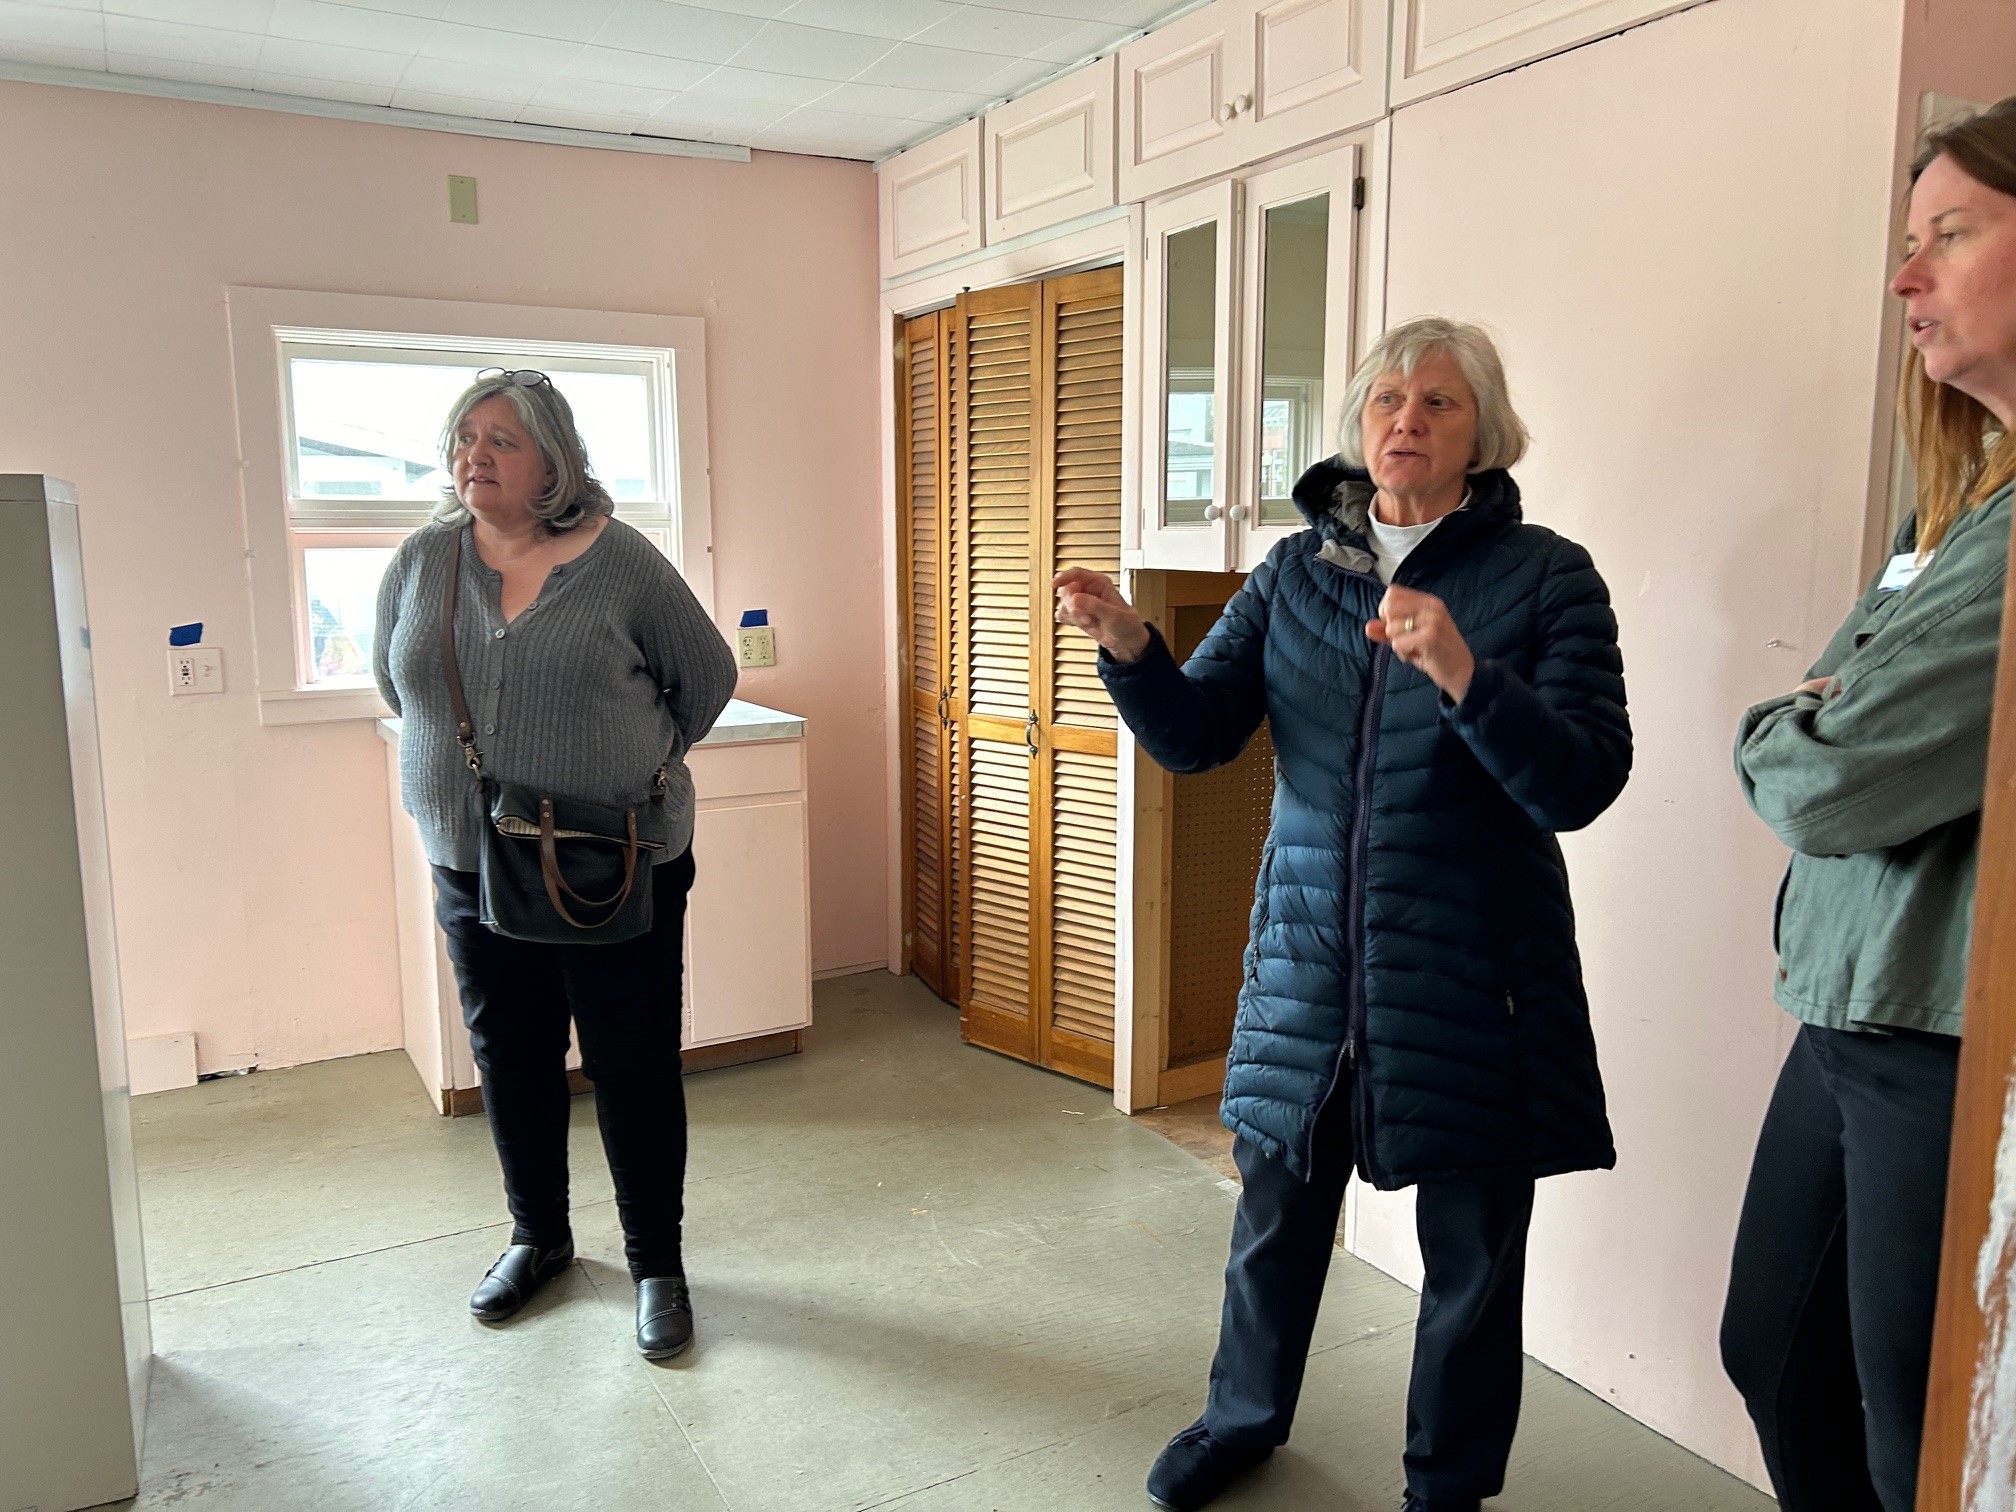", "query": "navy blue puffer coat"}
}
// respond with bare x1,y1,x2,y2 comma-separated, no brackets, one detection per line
1101,461,1630,1186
